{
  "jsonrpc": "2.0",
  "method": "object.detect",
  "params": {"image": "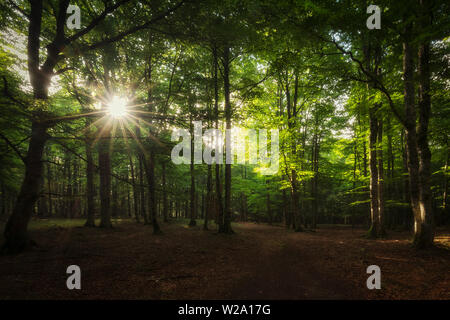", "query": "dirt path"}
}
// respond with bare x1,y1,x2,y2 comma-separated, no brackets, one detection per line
227,225,358,299
0,221,449,299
